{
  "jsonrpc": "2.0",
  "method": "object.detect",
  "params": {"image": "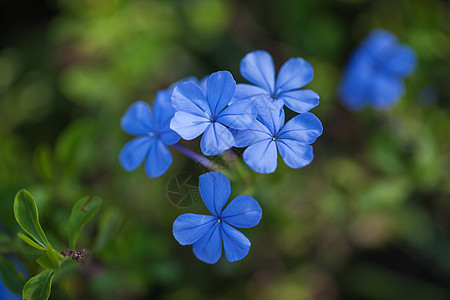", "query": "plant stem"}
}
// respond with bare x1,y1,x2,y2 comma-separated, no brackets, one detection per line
171,143,218,171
